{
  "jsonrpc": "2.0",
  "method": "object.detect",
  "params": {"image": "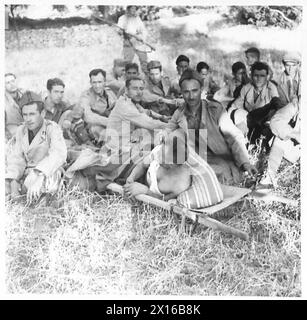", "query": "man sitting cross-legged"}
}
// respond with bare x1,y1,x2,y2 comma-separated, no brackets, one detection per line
5,91,67,203
165,69,257,185
228,61,282,147
77,68,117,144
66,76,169,192
142,60,184,116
